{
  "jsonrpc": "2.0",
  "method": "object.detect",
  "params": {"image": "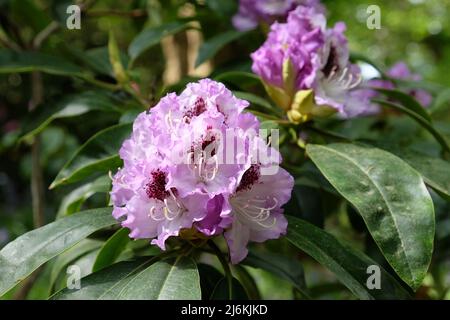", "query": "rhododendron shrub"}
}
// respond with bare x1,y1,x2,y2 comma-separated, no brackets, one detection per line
0,0,448,301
